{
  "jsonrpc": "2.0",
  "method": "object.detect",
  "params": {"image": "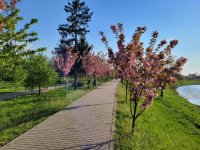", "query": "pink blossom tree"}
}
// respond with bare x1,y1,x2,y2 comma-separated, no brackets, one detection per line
53,47,77,99
100,23,187,131
82,52,111,88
